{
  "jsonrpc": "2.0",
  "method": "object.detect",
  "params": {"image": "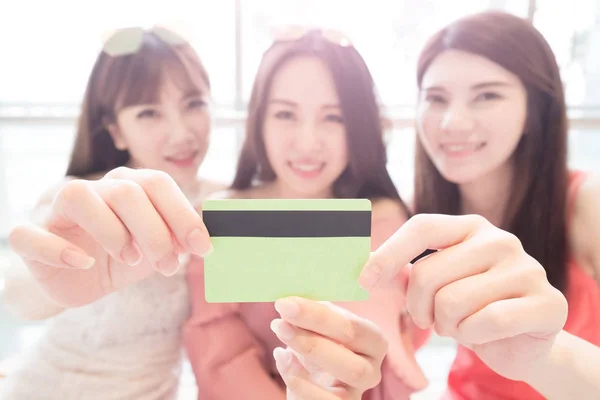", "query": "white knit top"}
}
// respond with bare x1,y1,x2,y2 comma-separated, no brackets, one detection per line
0,261,191,400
